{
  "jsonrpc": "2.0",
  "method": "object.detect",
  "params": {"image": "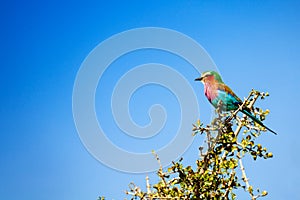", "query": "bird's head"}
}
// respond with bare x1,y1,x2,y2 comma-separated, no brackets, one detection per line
195,71,223,84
